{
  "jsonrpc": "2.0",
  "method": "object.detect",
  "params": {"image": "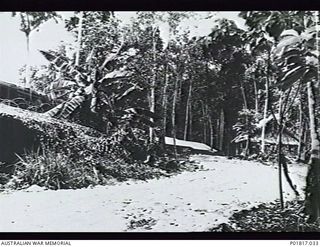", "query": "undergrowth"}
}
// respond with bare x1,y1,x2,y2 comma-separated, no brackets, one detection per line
210,200,320,232
4,145,197,190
